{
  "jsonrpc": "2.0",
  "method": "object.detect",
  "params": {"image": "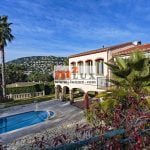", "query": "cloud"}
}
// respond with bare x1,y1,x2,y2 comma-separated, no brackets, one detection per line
1,0,150,61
